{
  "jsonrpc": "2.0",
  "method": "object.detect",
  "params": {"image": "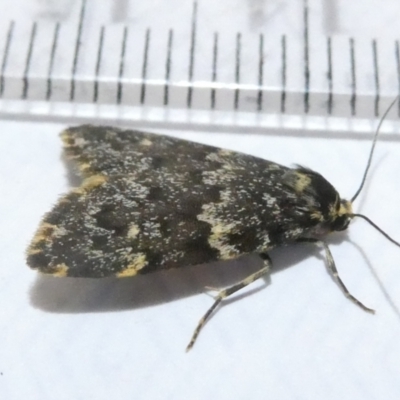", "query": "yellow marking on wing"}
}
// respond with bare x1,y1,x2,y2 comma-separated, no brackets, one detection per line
78,162,91,172
127,224,140,239
73,175,108,194
311,210,323,221
293,172,312,193
52,263,69,277
60,130,87,147
140,138,153,146
218,149,233,156
60,130,73,146
26,248,43,256
208,222,239,260
28,223,56,250
117,254,147,277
